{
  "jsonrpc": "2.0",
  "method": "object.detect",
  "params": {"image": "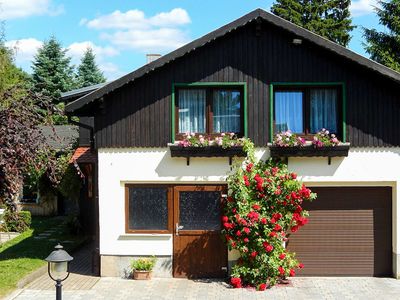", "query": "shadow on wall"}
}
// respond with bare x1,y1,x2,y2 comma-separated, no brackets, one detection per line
155,151,230,181
286,157,344,177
